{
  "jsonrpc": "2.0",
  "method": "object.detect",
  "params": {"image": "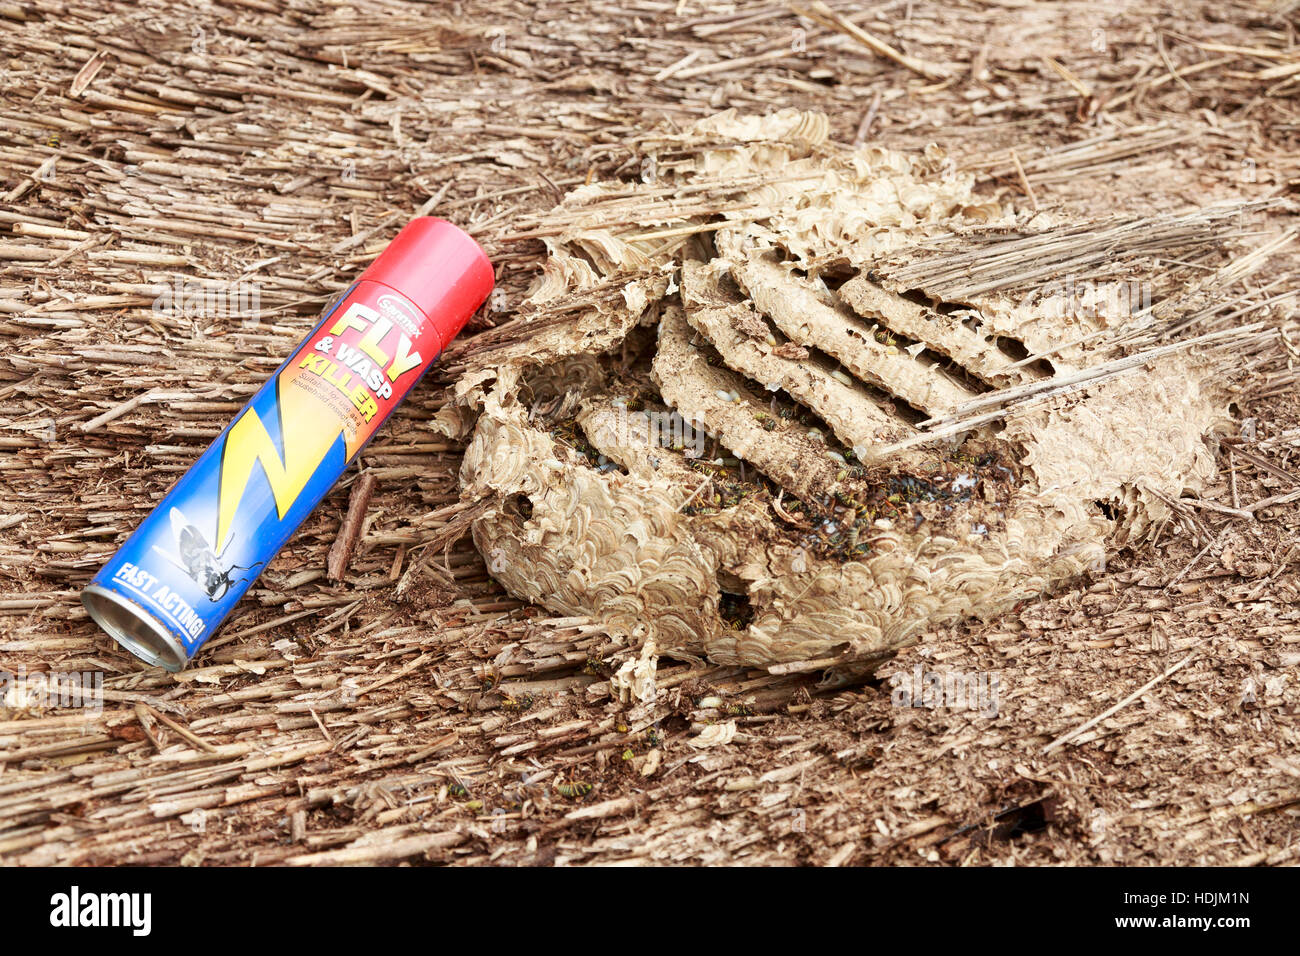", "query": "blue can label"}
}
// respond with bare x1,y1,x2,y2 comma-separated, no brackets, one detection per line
89,280,442,660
